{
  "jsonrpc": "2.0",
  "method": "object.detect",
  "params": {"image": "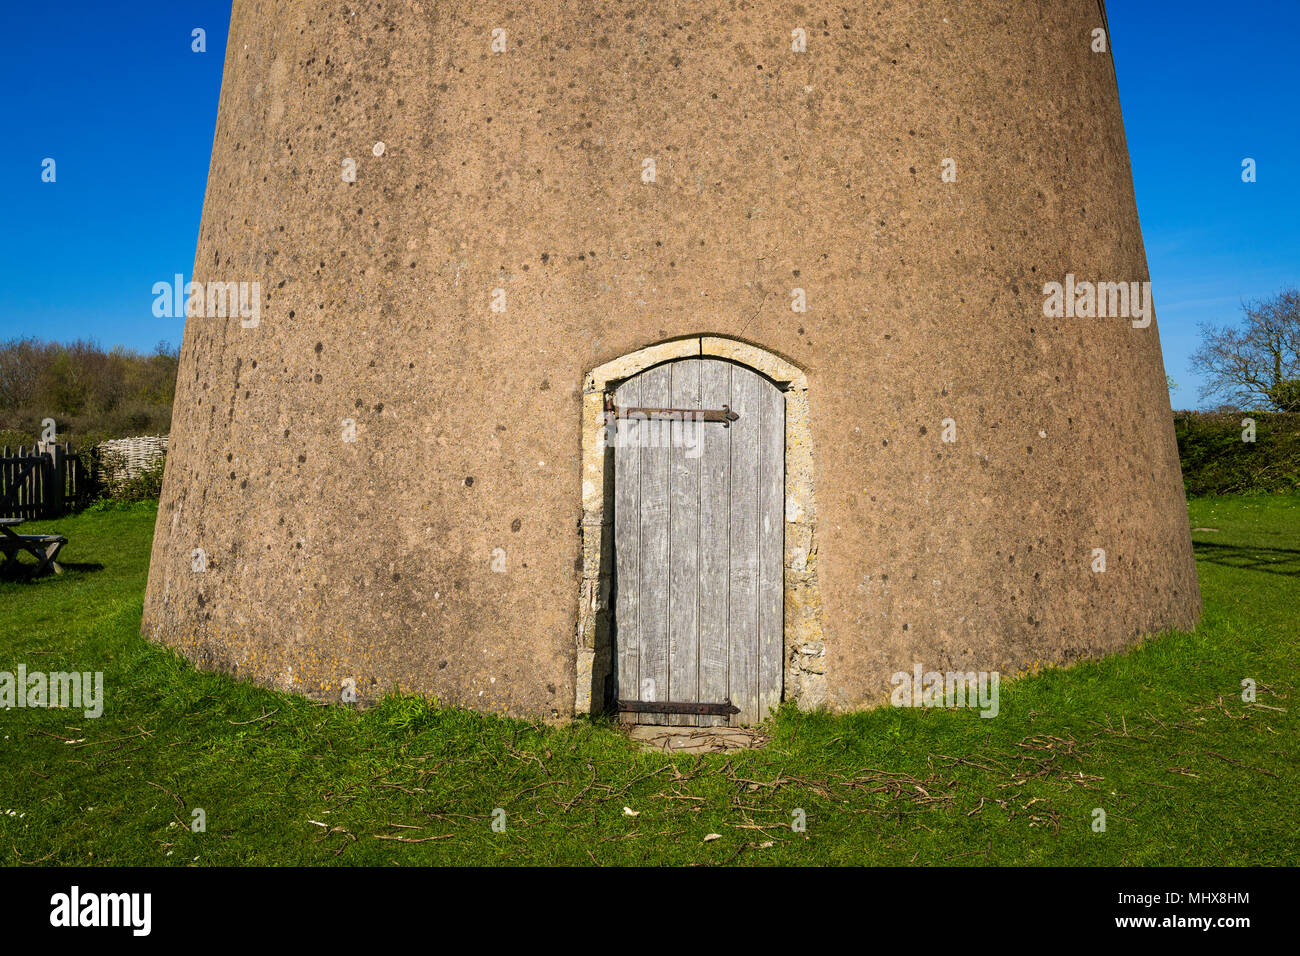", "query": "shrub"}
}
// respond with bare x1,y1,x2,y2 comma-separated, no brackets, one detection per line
104,460,166,503
1174,410,1300,496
